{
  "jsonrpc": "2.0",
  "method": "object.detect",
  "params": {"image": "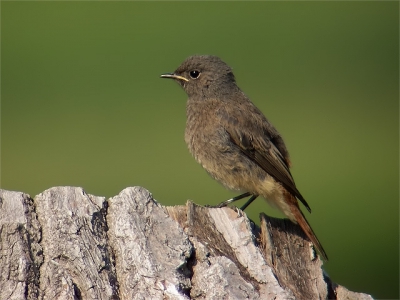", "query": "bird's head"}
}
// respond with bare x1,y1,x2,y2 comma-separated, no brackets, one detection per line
161,55,237,98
